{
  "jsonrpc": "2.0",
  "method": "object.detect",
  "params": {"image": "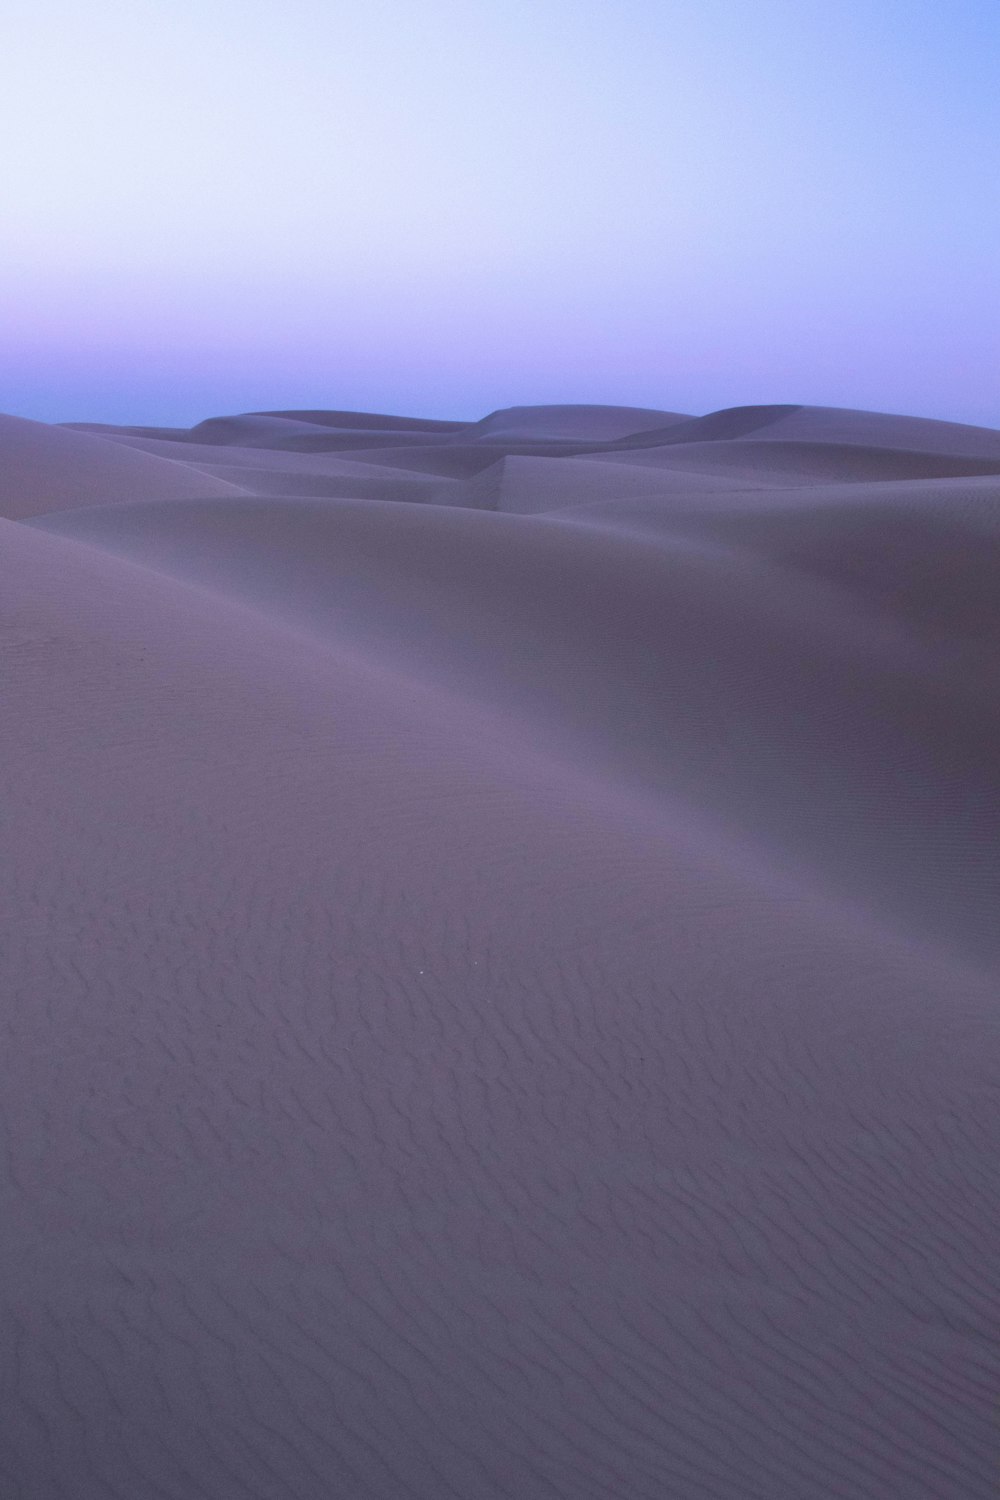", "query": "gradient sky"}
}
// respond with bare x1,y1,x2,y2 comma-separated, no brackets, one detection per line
3,0,998,426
